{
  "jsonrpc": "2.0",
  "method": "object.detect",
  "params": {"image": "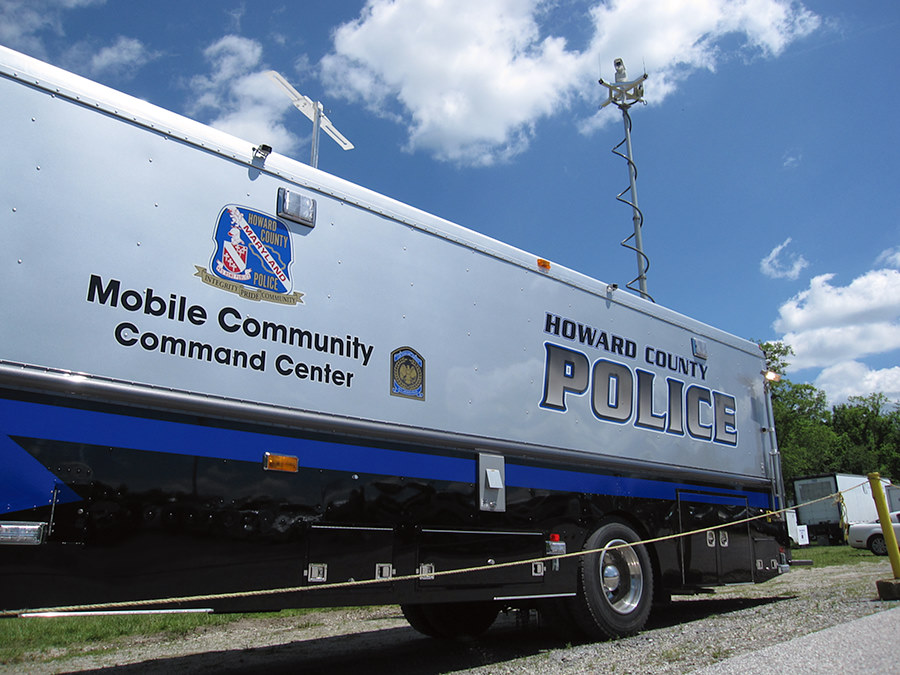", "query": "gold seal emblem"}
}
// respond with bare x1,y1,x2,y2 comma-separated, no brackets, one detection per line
390,347,425,400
